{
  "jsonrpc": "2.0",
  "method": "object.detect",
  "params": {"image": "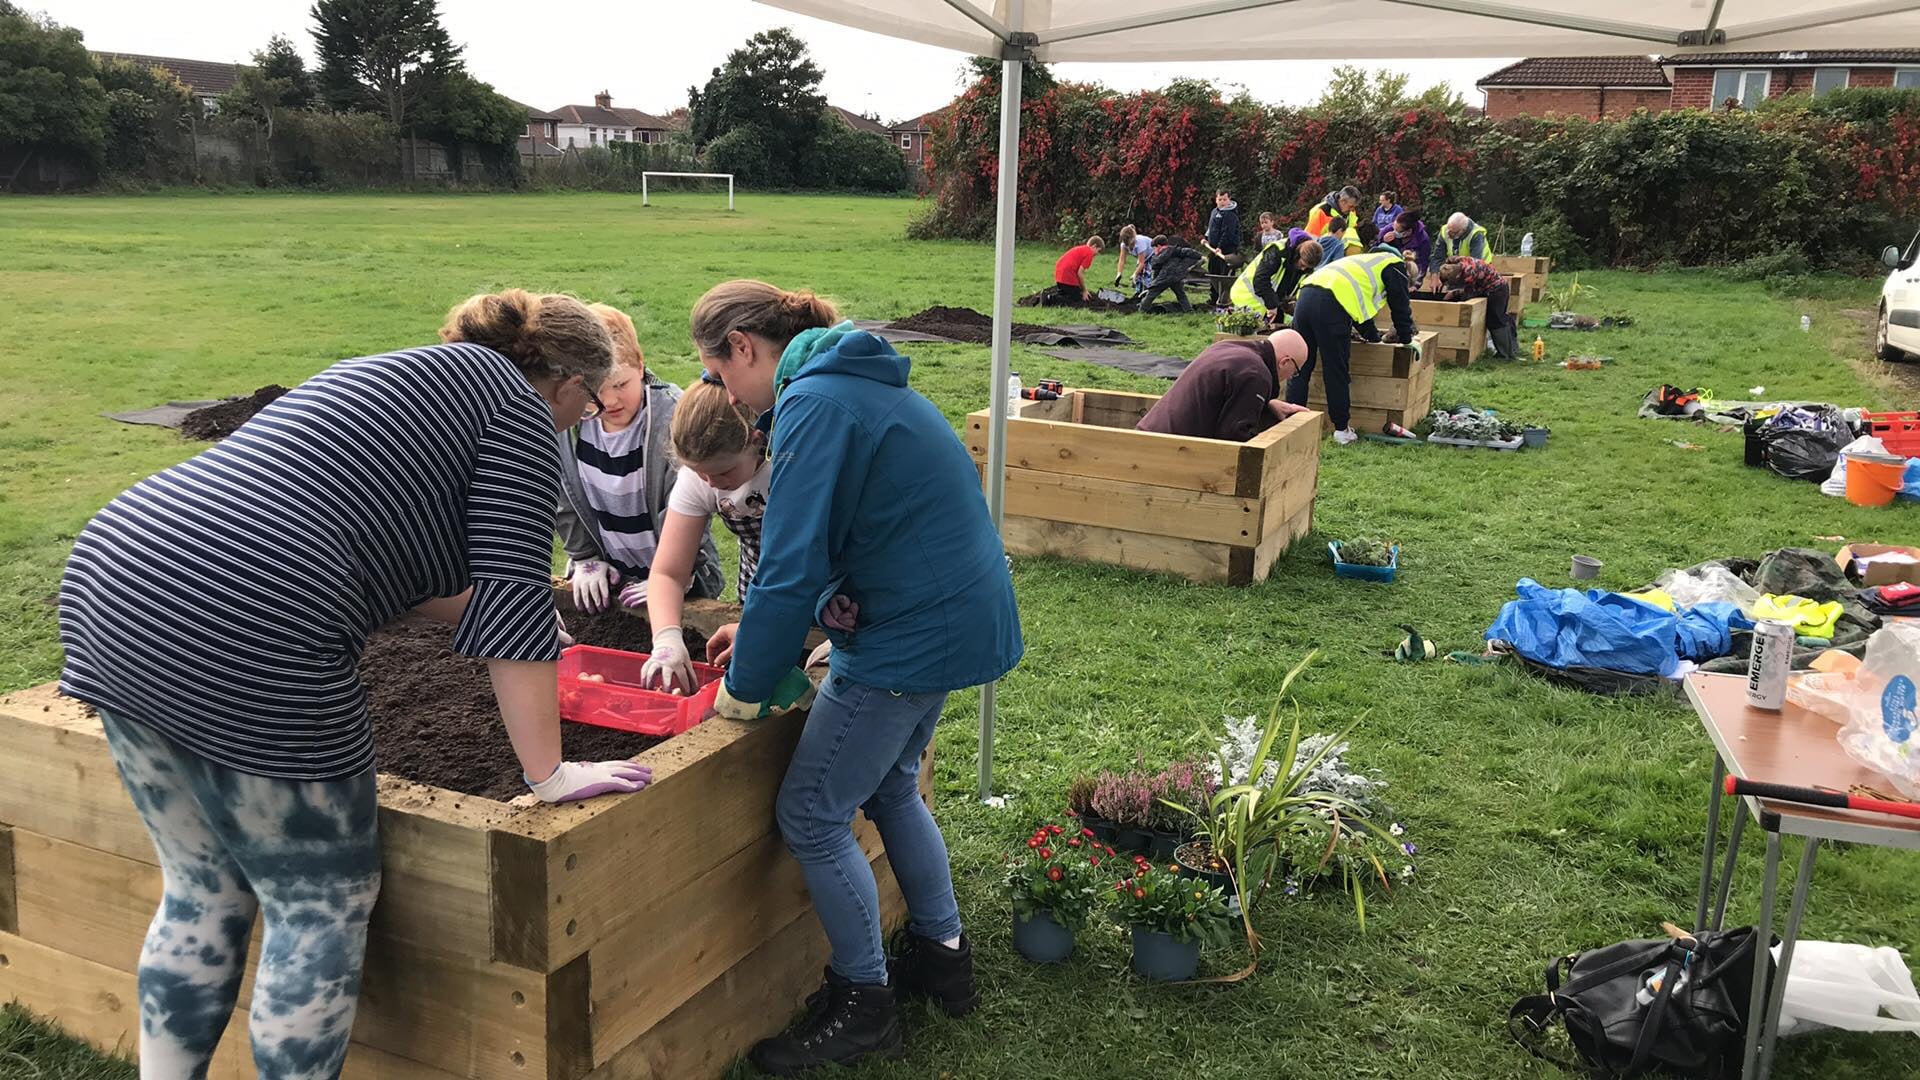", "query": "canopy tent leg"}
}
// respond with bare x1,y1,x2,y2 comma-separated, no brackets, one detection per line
979,47,1023,803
